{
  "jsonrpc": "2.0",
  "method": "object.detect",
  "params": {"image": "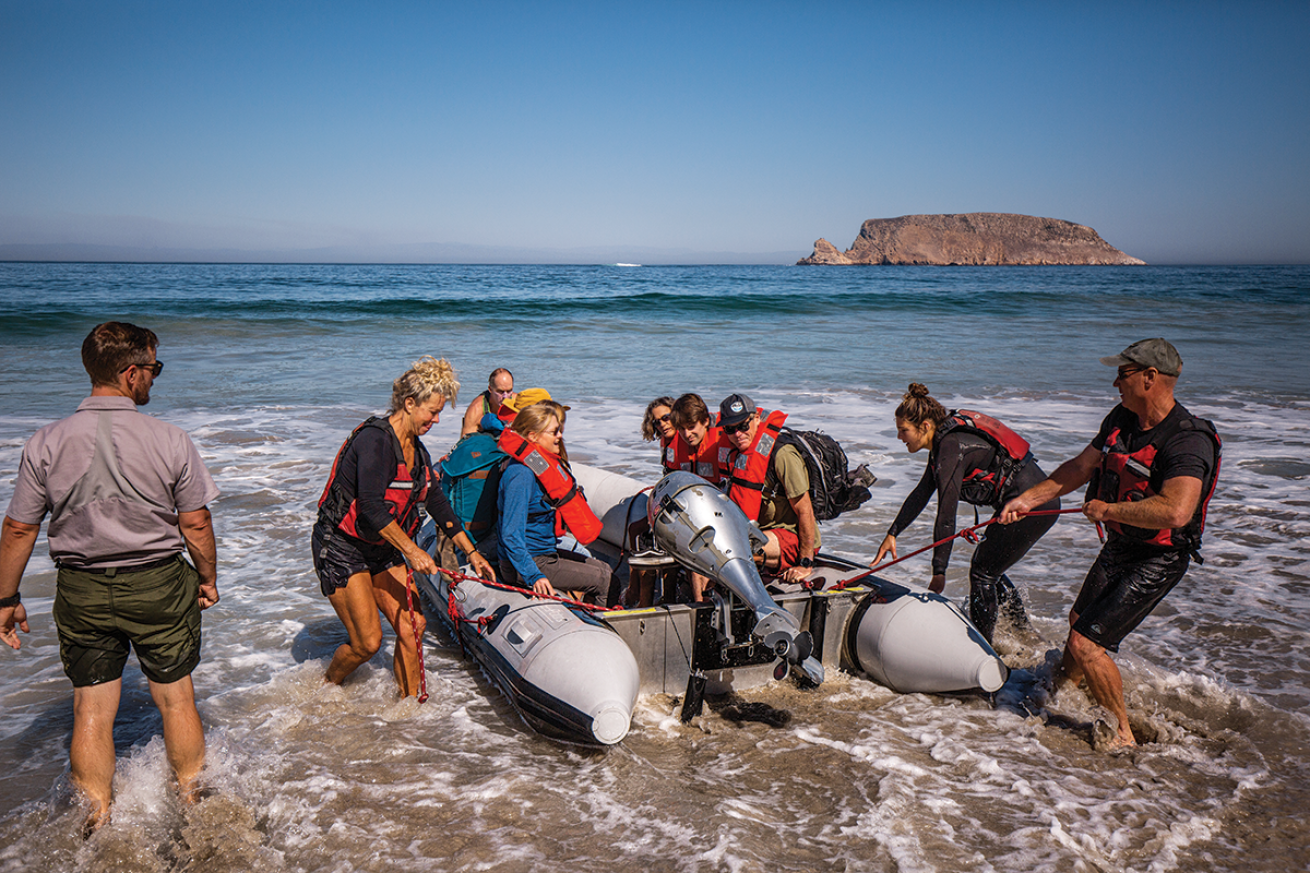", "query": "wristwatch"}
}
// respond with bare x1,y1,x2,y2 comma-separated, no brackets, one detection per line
798,557,813,569
0,592,20,609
